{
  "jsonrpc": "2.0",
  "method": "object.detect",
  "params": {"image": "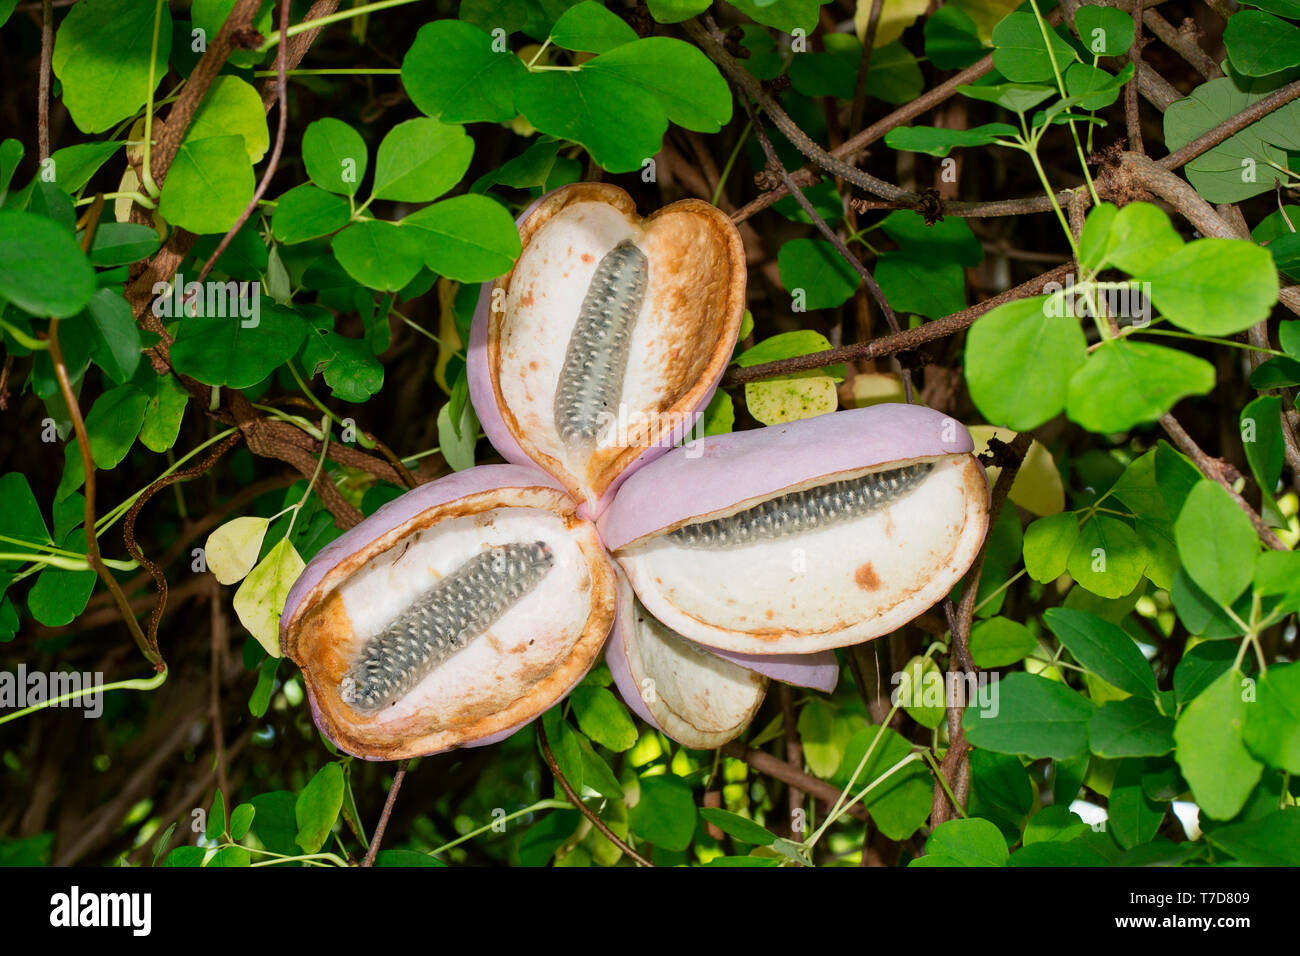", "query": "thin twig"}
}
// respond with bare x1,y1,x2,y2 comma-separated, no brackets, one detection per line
720,741,870,822
1128,0,1144,154
742,95,915,401
723,262,1074,386
362,759,409,866
38,0,52,162
537,722,653,866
